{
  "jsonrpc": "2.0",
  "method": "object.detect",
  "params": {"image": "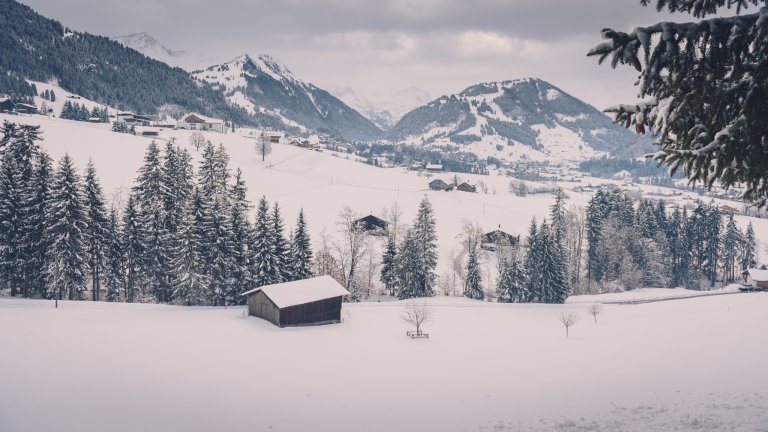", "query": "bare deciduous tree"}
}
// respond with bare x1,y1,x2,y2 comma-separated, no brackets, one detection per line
256,131,273,161
587,304,602,324
189,131,206,151
333,206,370,301
402,299,432,337
559,311,579,338
478,180,488,194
